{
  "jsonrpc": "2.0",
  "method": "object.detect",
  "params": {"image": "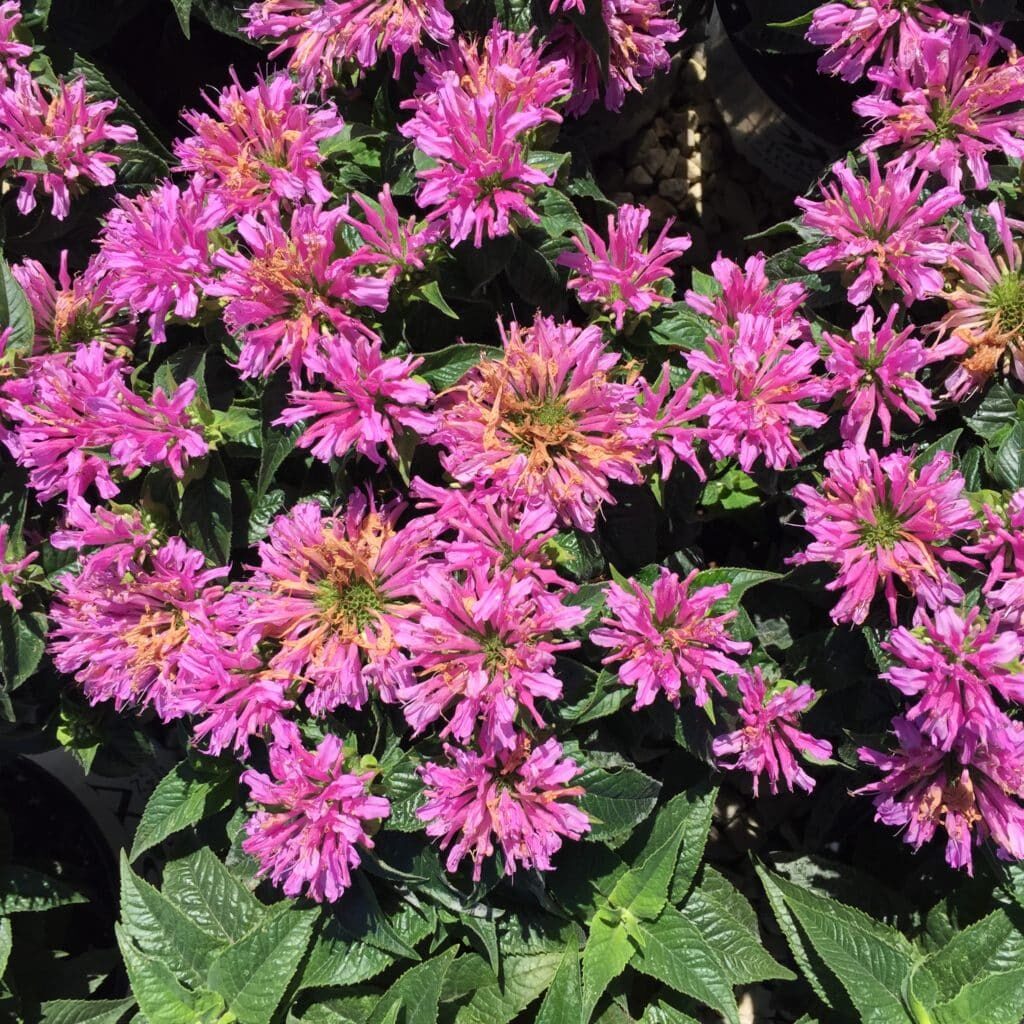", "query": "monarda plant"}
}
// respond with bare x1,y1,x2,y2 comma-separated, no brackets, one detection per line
1,1,1024,1022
